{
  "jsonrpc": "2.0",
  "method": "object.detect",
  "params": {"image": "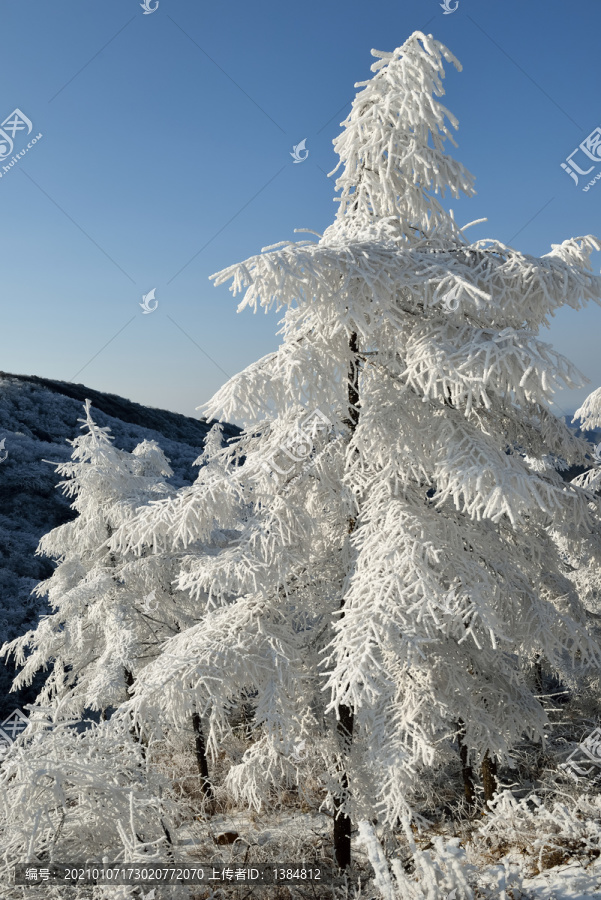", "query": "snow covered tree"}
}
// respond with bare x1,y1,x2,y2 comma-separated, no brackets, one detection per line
112,31,601,868
569,387,601,503
551,391,601,661
0,711,179,883
0,401,221,805
0,404,192,881
0,401,185,719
